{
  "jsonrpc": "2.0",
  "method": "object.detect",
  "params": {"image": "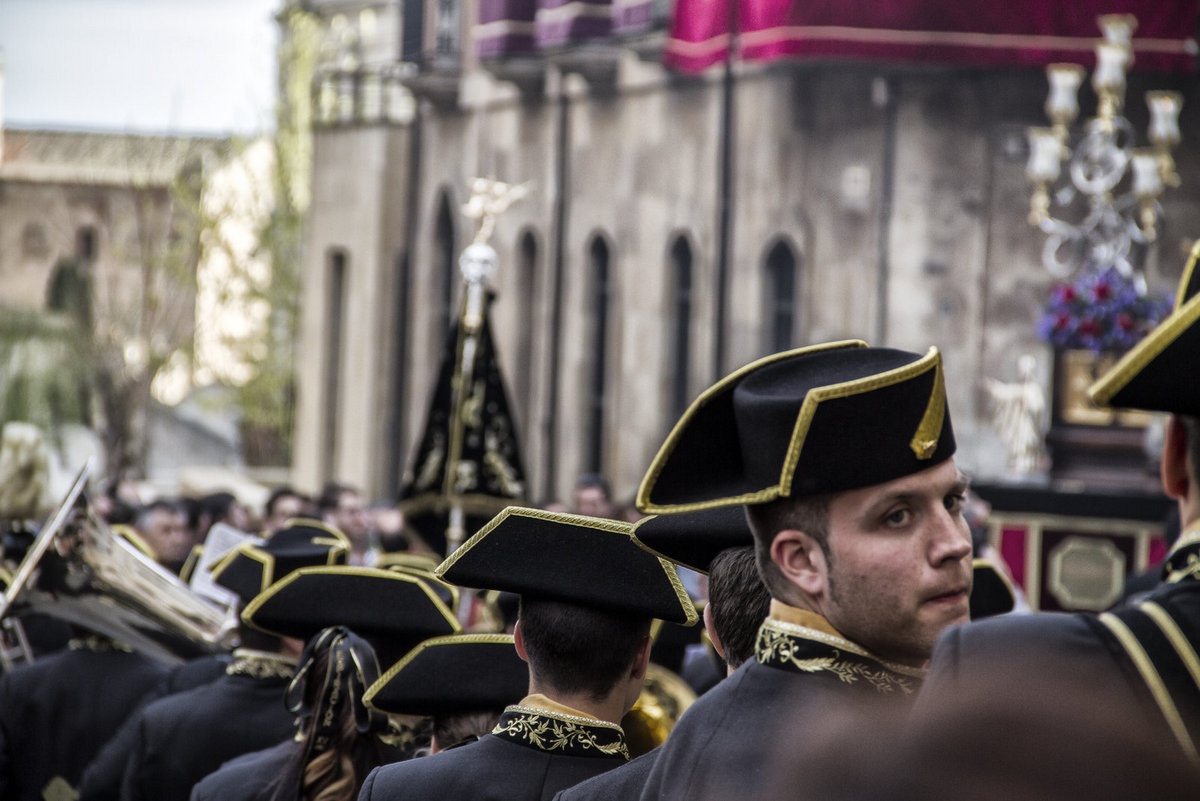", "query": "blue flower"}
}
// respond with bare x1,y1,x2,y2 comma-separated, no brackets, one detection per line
1037,267,1173,352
